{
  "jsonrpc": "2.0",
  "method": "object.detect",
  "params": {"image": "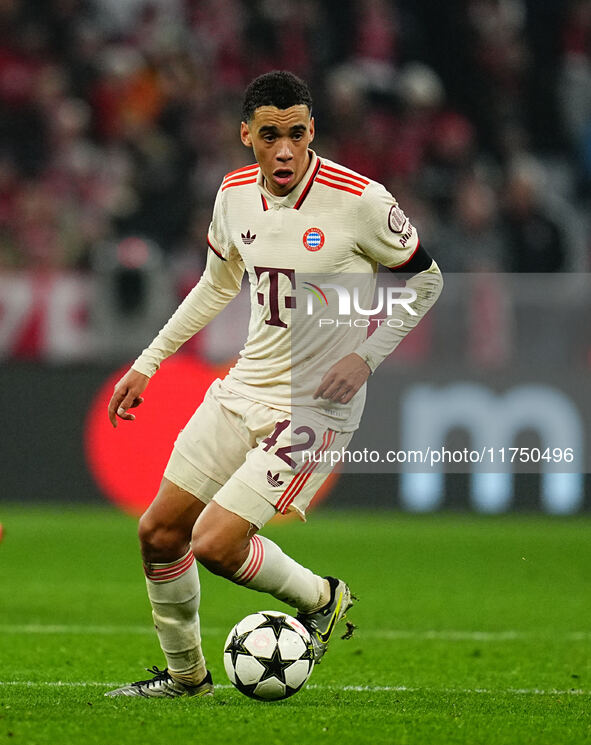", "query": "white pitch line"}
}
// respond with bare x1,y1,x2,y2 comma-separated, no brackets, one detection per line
2,623,258,635
1,625,591,642
361,630,591,641
0,681,589,697
0,624,162,635
339,685,591,697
